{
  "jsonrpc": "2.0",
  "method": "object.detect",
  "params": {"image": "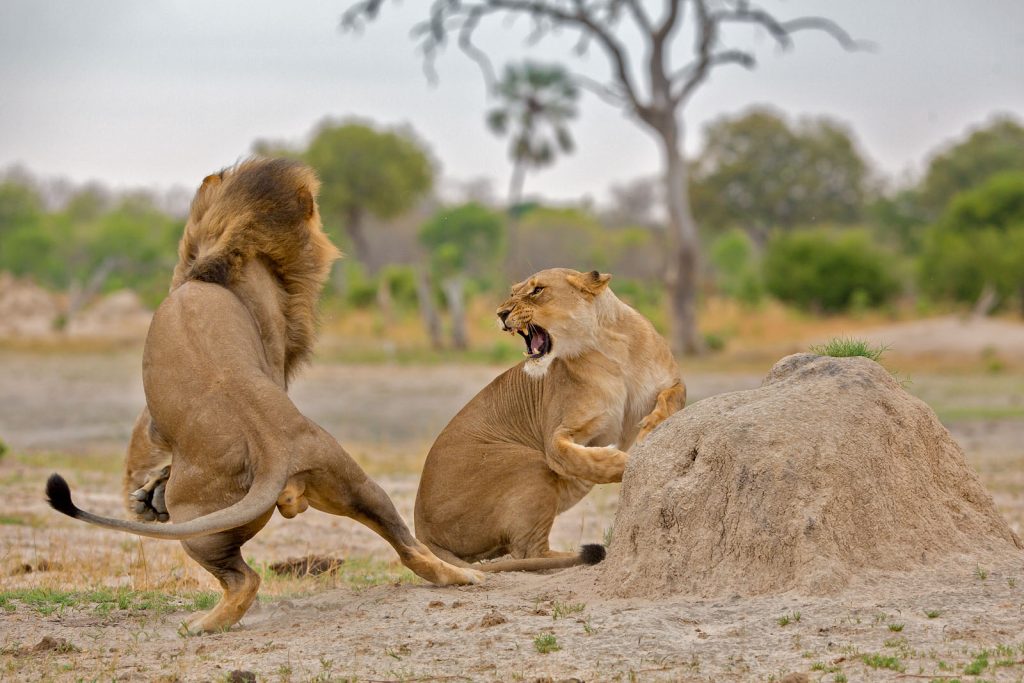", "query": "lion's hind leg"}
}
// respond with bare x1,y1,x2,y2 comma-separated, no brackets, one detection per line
178,518,270,634
304,447,484,587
